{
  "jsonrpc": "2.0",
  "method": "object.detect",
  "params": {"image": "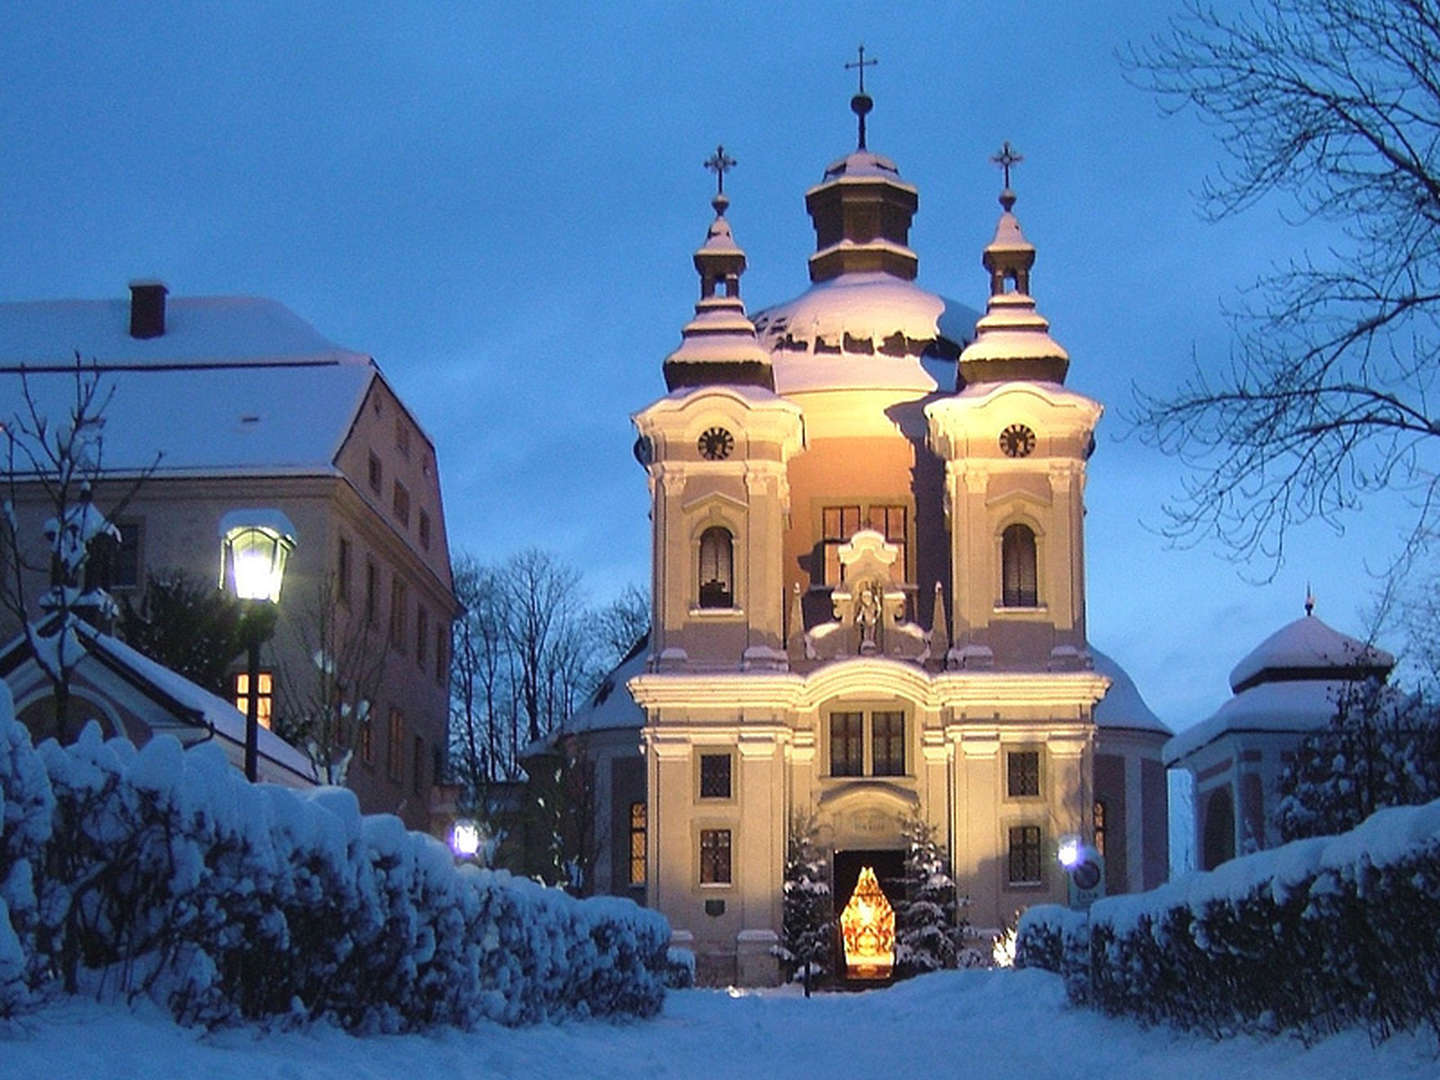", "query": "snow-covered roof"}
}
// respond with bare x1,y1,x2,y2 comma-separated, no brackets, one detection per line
0,296,377,475
1091,648,1171,736
562,636,649,736
751,273,977,395
1228,614,1393,693
814,149,915,187
1164,679,1357,765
